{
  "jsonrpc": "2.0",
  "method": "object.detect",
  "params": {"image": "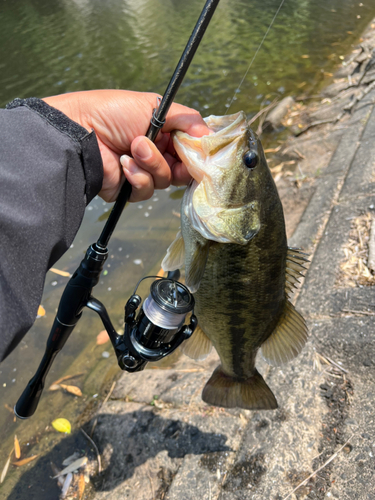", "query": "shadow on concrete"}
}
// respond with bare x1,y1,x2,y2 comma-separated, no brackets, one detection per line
6,410,230,499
